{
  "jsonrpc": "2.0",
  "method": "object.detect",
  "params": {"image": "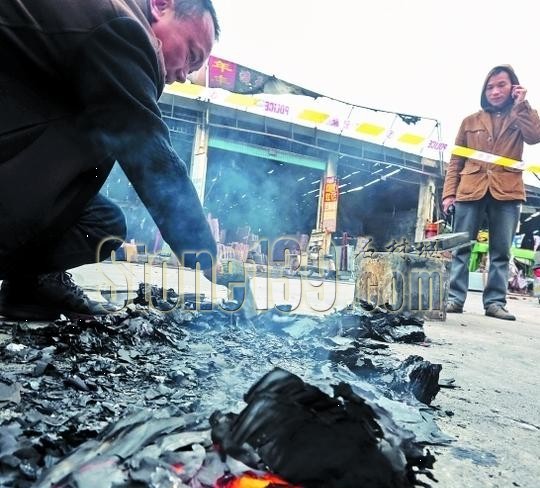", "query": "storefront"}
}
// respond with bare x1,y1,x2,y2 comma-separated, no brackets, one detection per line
103,85,449,270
